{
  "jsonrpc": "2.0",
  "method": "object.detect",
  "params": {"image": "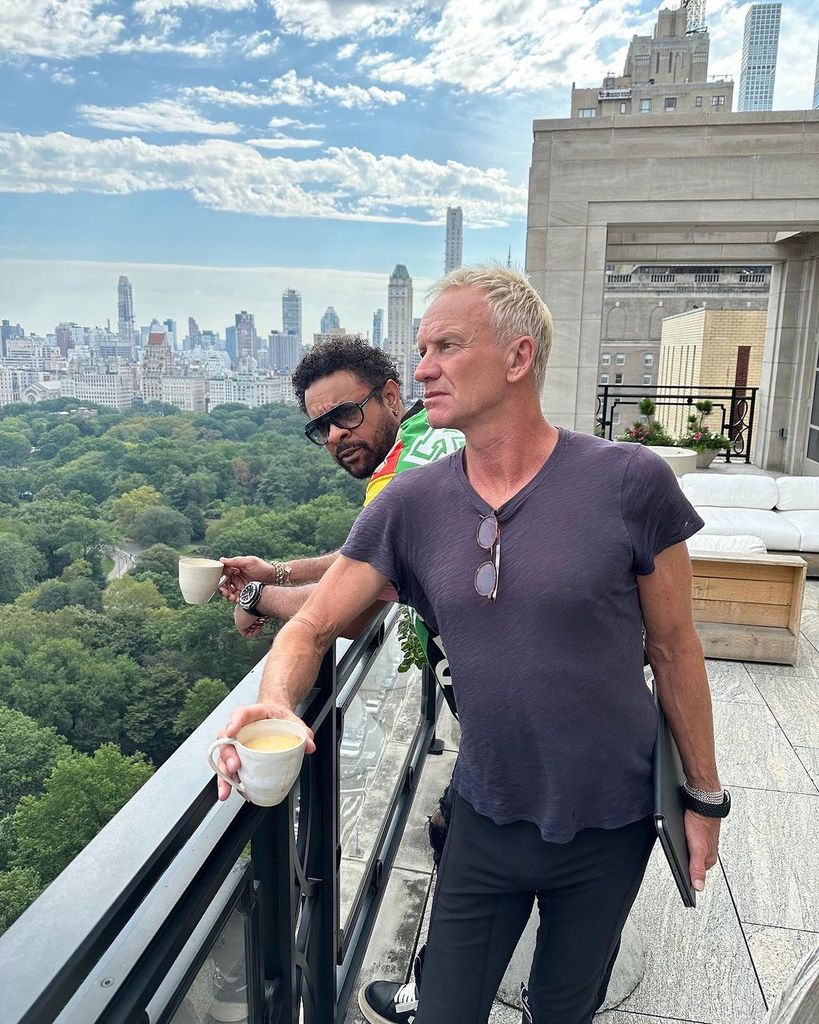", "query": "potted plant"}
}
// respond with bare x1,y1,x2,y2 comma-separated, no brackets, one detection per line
677,401,731,468
618,397,676,447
